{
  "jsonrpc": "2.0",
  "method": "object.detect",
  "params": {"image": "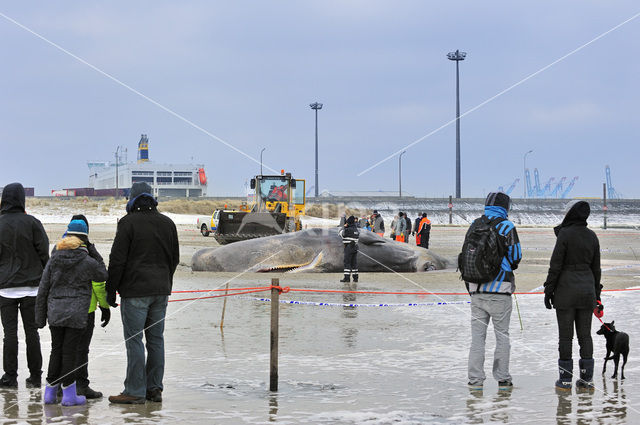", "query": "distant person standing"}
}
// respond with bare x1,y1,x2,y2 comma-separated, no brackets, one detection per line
371,210,385,237
338,213,346,228
396,212,406,242
338,216,360,283
412,214,422,245
403,213,412,244
107,182,180,404
459,192,521,391
0,183,49,388
390,214,398,240
417,213,432,249
544,201,601,391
